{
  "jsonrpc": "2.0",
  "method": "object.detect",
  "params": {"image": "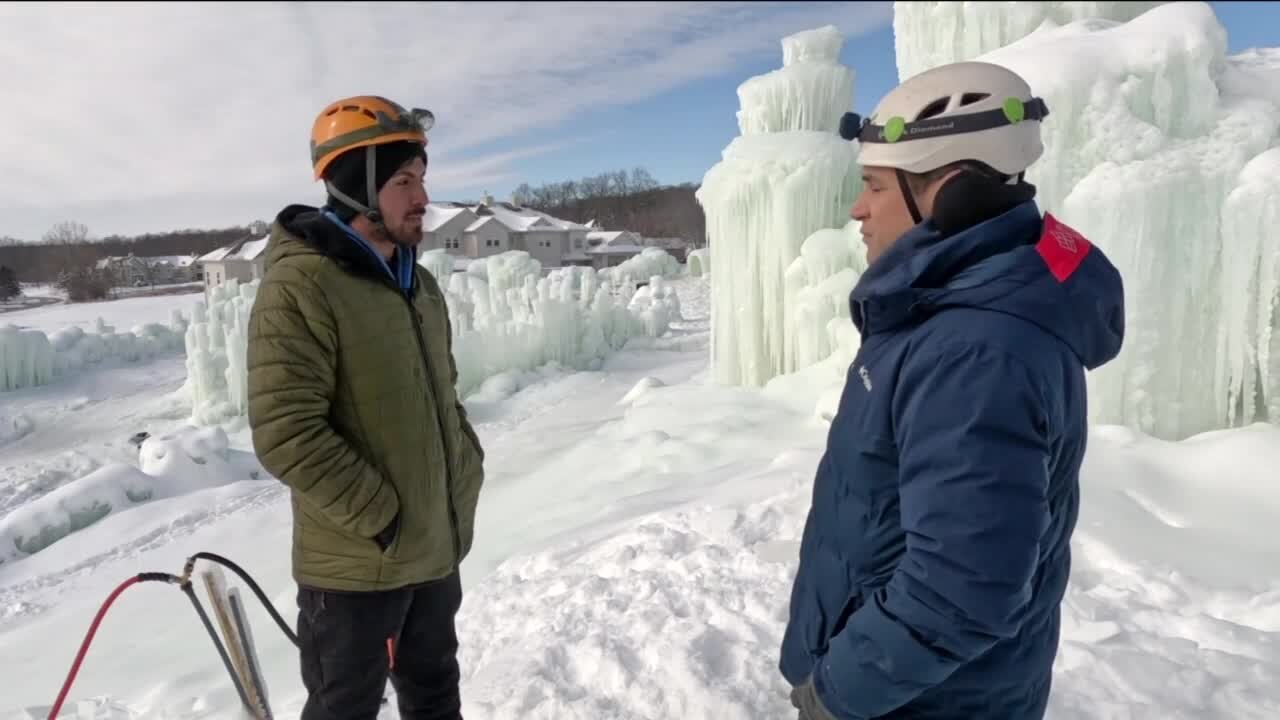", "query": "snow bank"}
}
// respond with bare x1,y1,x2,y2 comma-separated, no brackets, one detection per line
0,426,261,564
188,253,682,424
0,410,34,446
697,25,862,388
0,313,187,393
455,421,1280,719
